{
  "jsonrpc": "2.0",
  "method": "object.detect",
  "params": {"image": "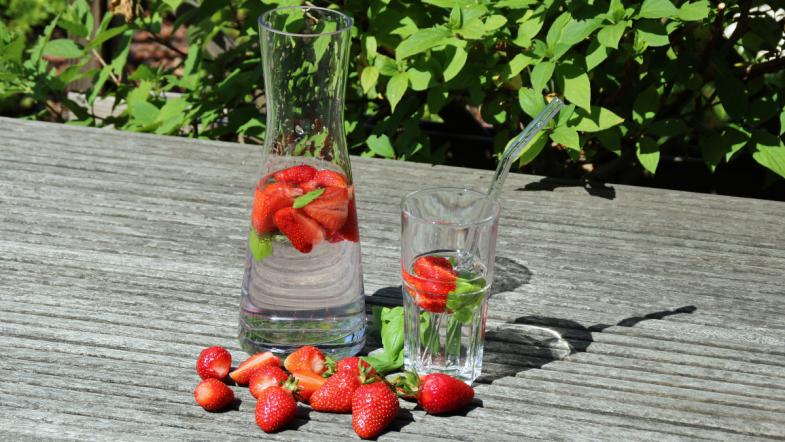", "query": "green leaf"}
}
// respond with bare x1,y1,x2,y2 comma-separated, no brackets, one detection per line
780,111,785,135
568,106,624,132
530,61,555,92
162,0,183,10
85,25,128,51
128,100,159,126
633,86,659,124
484,15,507,32
396,27,452,60
715,70,748,120
751,130,785,179
248,229,273,261
598,21,627,49
443,46,467,81
585,40,611,71
364,36,377,62
560,64,591,111
647,118,688,137
636,137,660,174
367,134,396,158
516,130,548,165
386,72,409,111
374,55,399,77
638,0,678,19
449,6,462,29
42,39,82,58
407,67,432,91
361,66,379,93
293,188,325,209
58,19,89,38
514,17,544,48
550,126,580,150
380,306,405,356
678,1,709,21
546,12,572,50
518,87,545,119
596,127,622,156
636,20,671,47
